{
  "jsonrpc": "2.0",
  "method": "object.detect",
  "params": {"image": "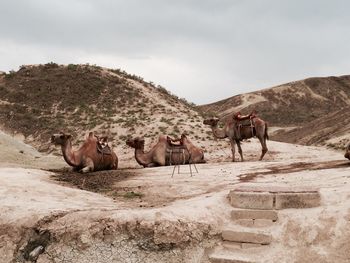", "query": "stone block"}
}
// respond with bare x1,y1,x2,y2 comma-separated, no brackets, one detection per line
253,219,274,227
229,191,274,210
222,229,272,245
231,209,278,221
275,192,320,209
241,242,263,249
209,253,254,263
234,219,254,227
